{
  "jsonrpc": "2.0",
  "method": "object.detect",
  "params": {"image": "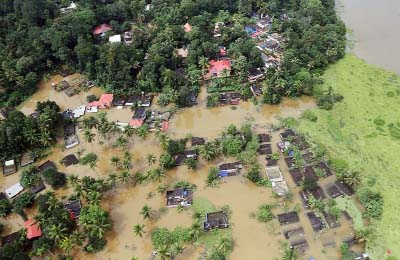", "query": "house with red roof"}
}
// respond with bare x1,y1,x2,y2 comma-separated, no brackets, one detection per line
184,23,192,33
24,219,42,239
93,23,112,36
204,60,231,80
88,94,113,109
